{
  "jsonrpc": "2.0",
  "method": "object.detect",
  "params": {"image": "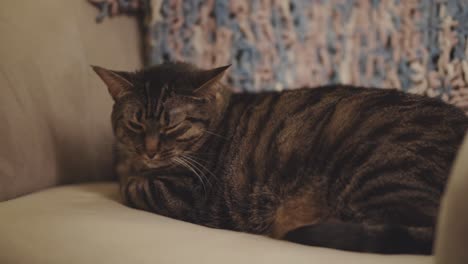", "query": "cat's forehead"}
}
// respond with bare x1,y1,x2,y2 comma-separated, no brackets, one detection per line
137,63,200,95
141,63,197,82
